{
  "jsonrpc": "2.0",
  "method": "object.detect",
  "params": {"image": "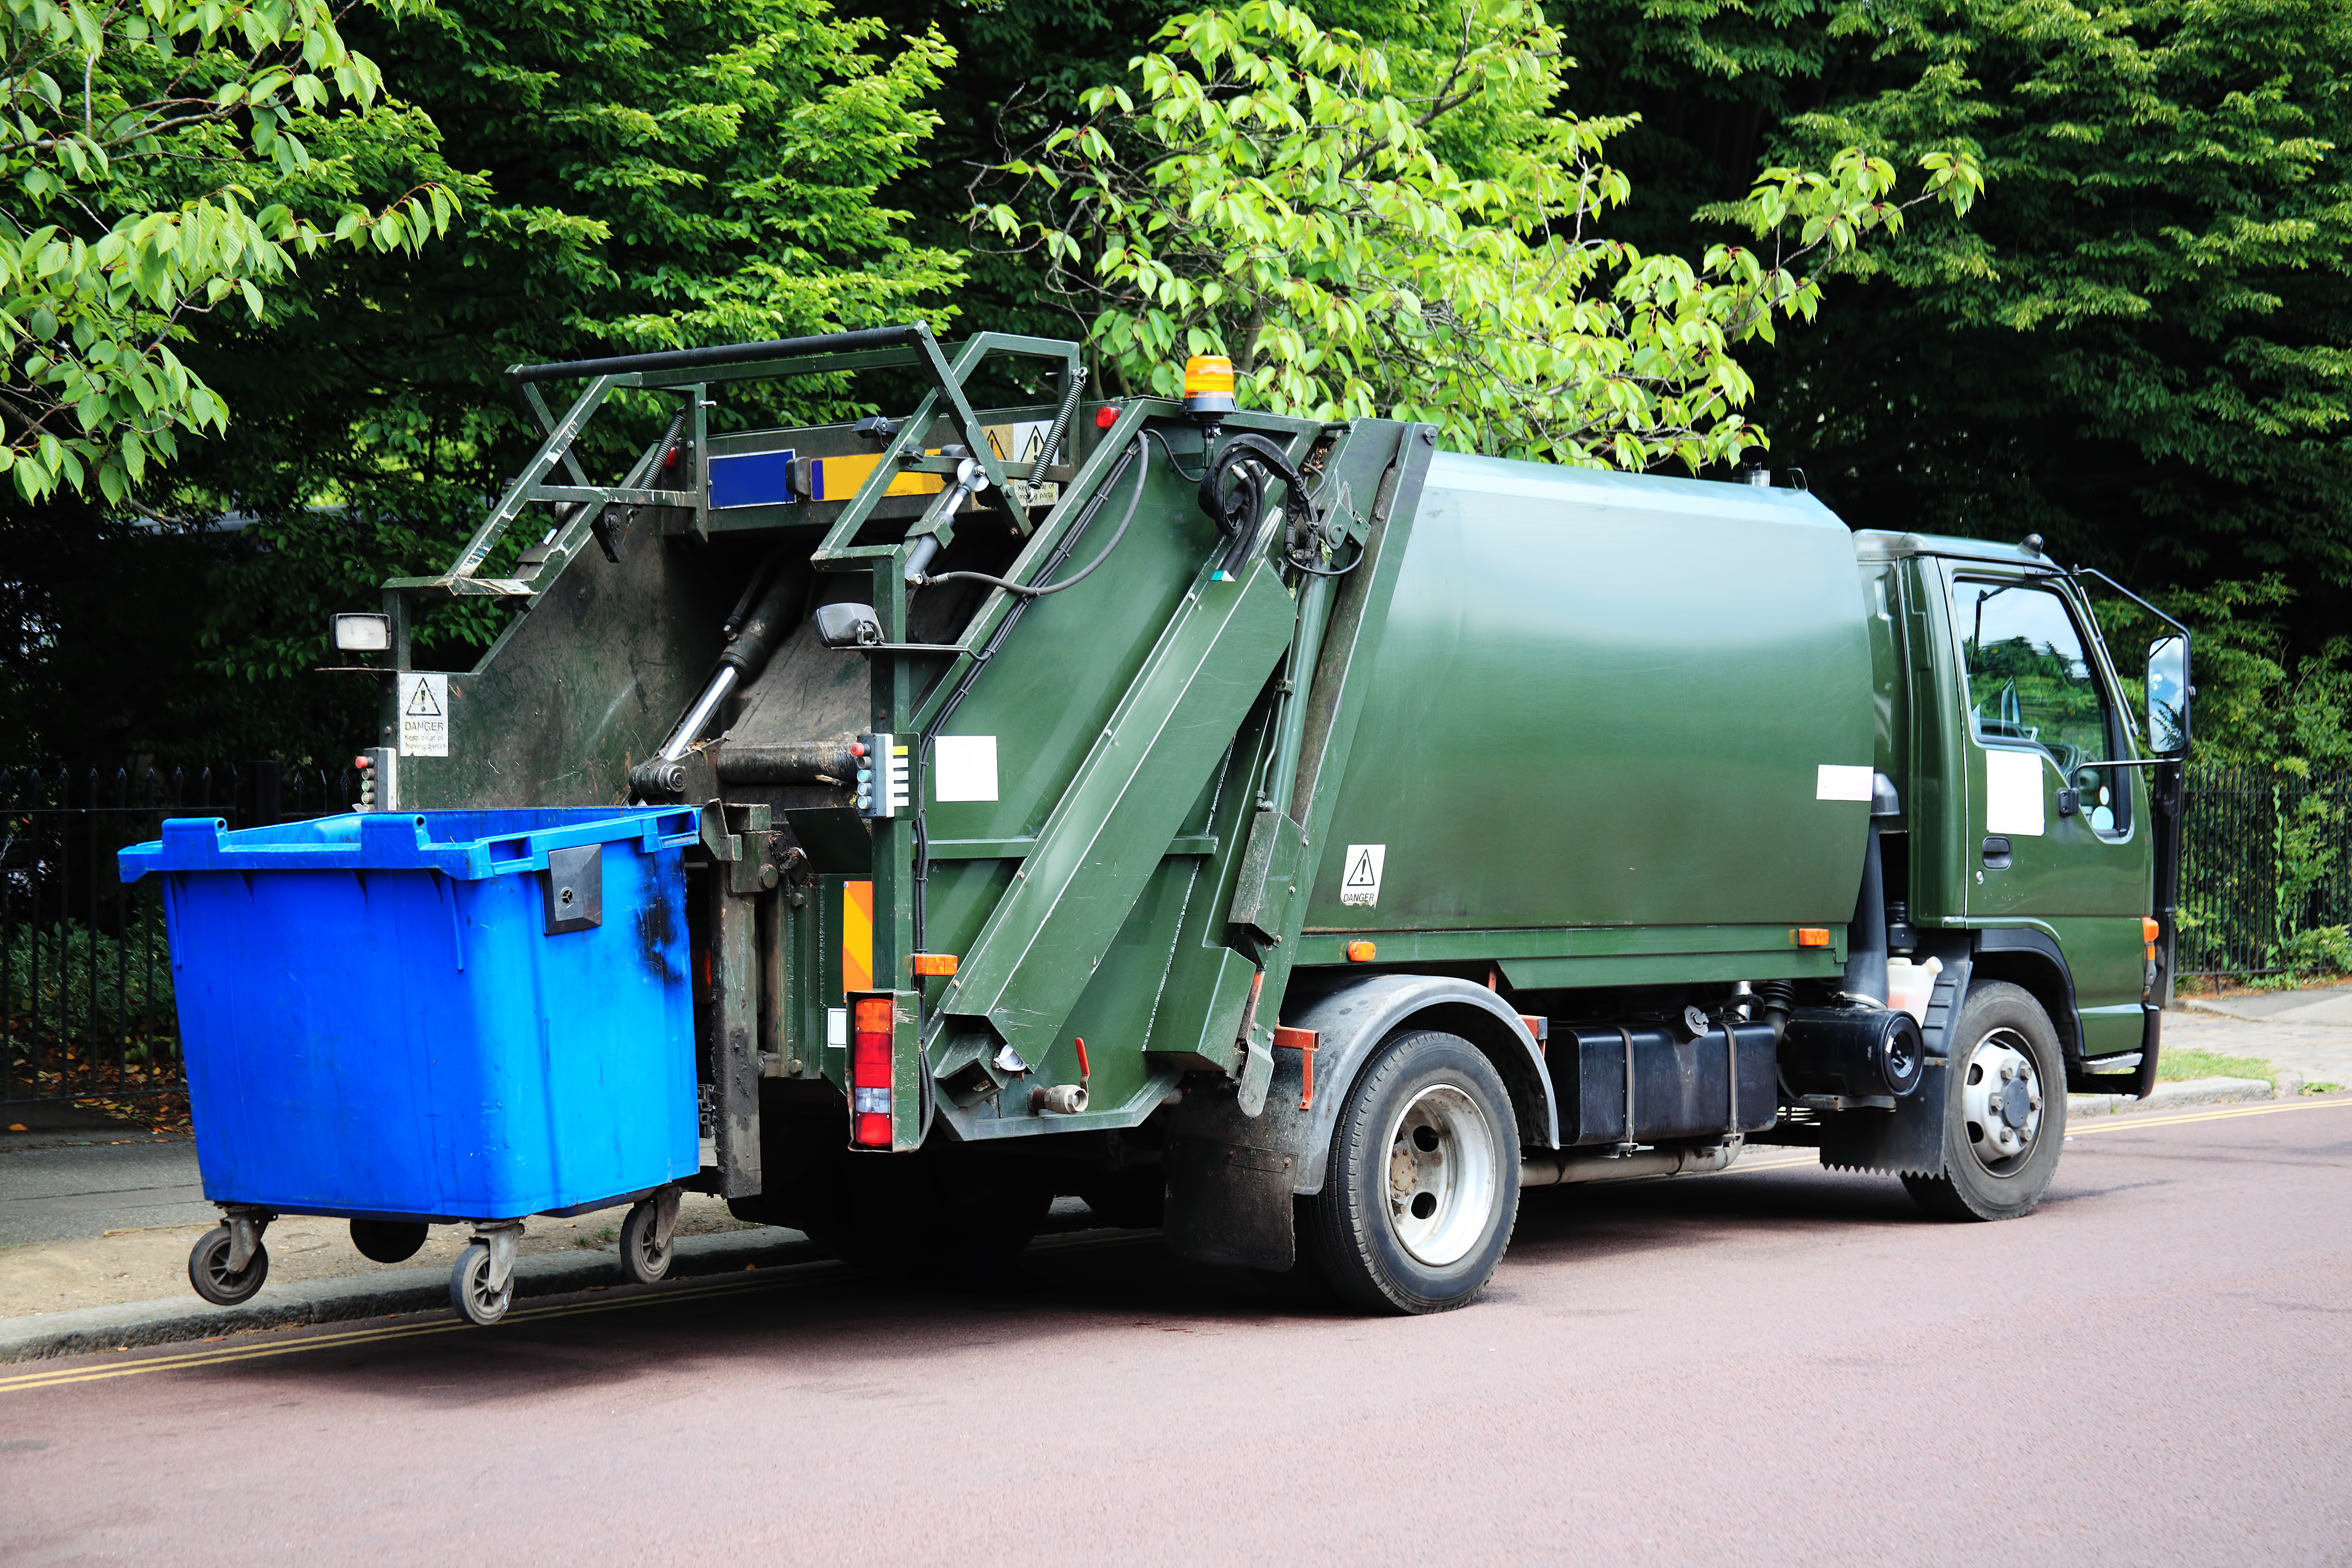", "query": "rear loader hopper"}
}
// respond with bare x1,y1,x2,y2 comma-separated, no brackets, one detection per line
129,324,2193,1319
